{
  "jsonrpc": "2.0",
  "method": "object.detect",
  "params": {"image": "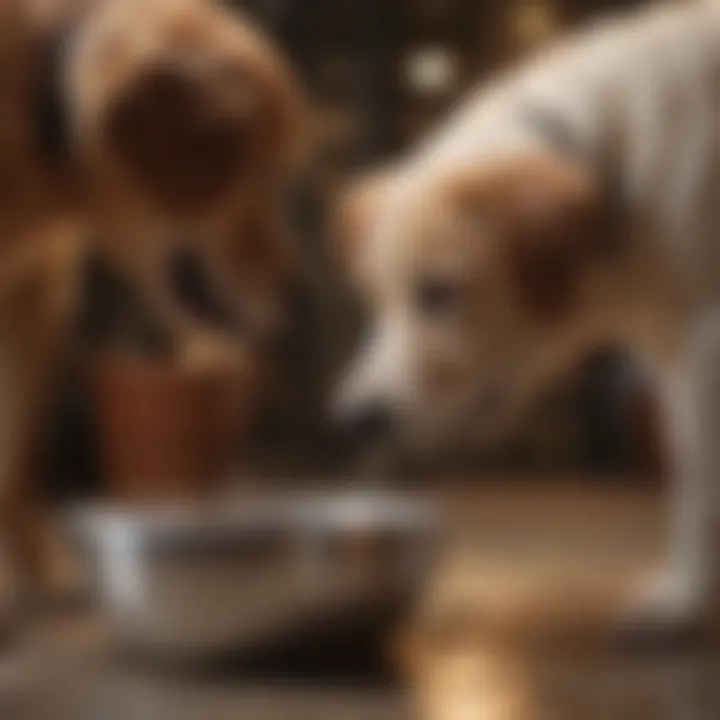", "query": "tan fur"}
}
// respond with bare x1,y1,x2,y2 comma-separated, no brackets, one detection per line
335,153,611,448
0,0,302,610
443,154,601,321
